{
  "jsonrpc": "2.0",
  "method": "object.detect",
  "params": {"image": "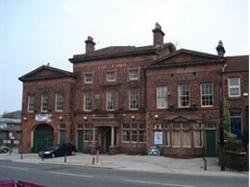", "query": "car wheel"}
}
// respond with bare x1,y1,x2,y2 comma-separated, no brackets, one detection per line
71,151,76,155
51,153,55,158
3,149,8,153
